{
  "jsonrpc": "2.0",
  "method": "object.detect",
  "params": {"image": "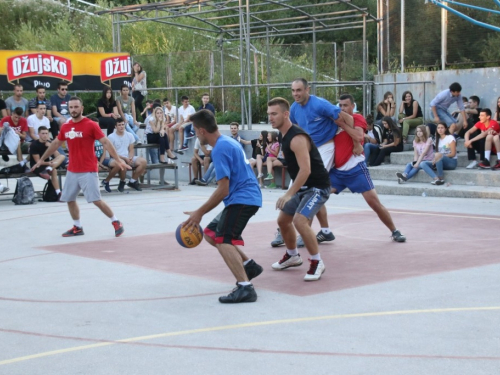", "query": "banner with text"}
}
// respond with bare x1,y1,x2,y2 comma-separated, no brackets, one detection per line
0,50,132,91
